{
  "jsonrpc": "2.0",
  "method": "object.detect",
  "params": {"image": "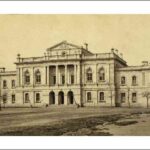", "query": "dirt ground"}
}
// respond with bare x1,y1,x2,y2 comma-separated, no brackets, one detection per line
1,106,150,135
